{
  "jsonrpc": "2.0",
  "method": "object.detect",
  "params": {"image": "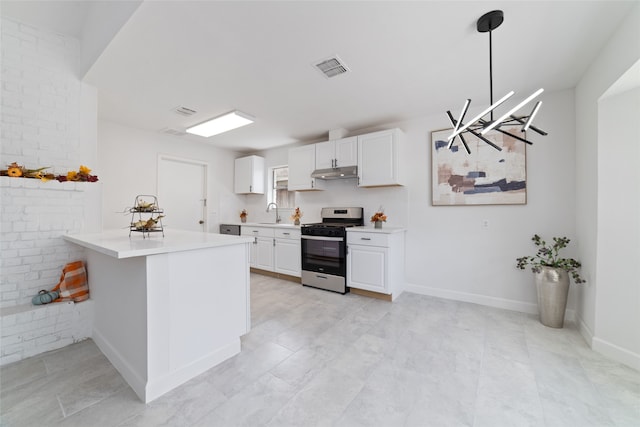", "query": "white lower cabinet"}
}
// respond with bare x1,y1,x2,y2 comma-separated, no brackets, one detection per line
255,237,274,271
347,229,405,299
274,229,301,276
242,226,300,277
